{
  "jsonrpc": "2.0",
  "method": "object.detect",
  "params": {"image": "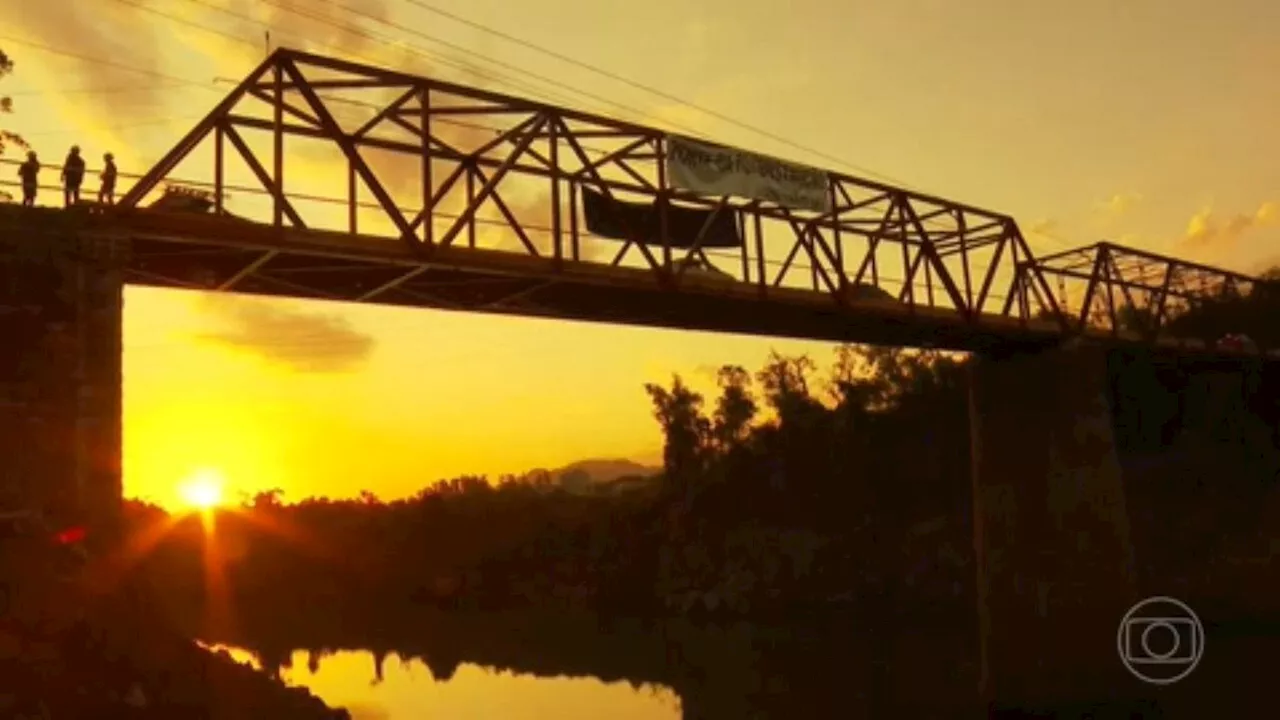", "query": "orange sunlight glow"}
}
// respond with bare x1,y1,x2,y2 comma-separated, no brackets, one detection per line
178,469,226,511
